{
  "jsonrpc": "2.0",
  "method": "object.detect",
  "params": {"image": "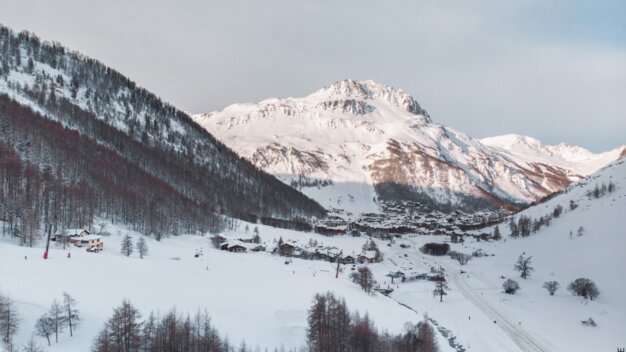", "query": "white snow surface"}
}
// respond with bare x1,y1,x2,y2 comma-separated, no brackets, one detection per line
193,80,624,215
1,159,625,351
